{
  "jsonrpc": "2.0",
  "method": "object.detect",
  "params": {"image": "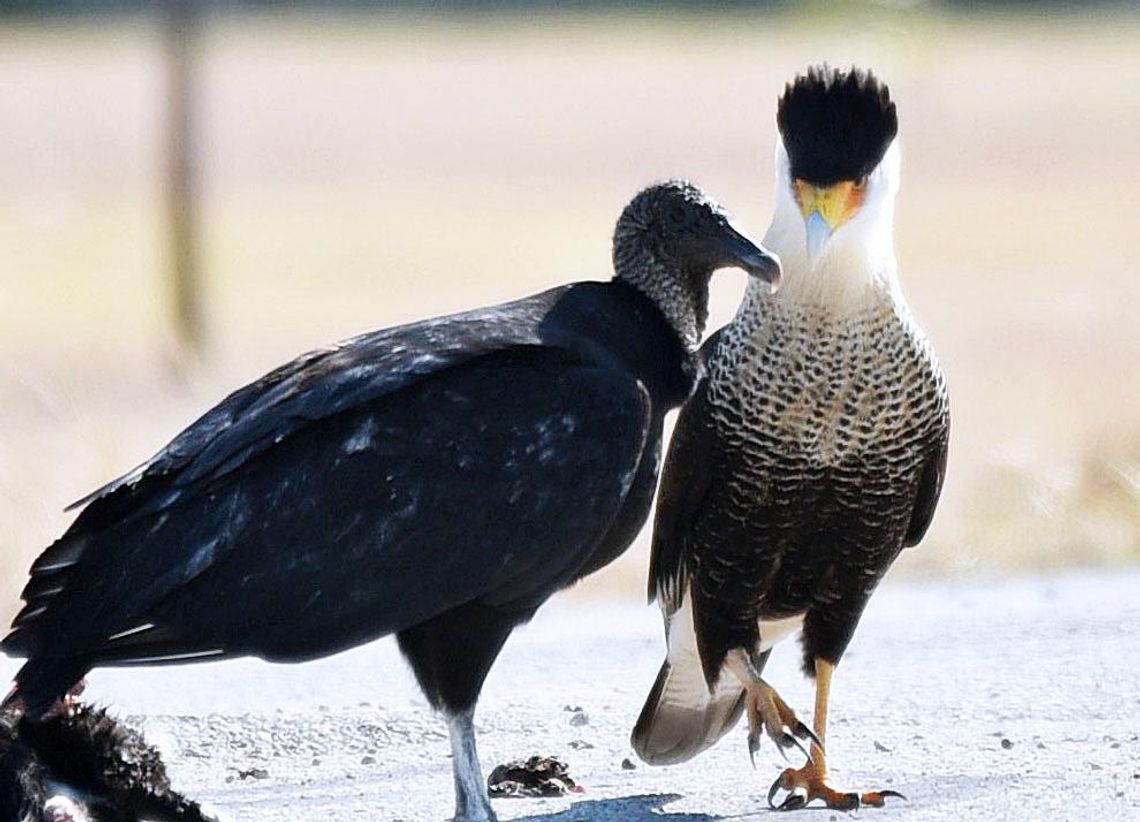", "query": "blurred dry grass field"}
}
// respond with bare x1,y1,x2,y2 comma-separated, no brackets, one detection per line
0,8,1137,621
